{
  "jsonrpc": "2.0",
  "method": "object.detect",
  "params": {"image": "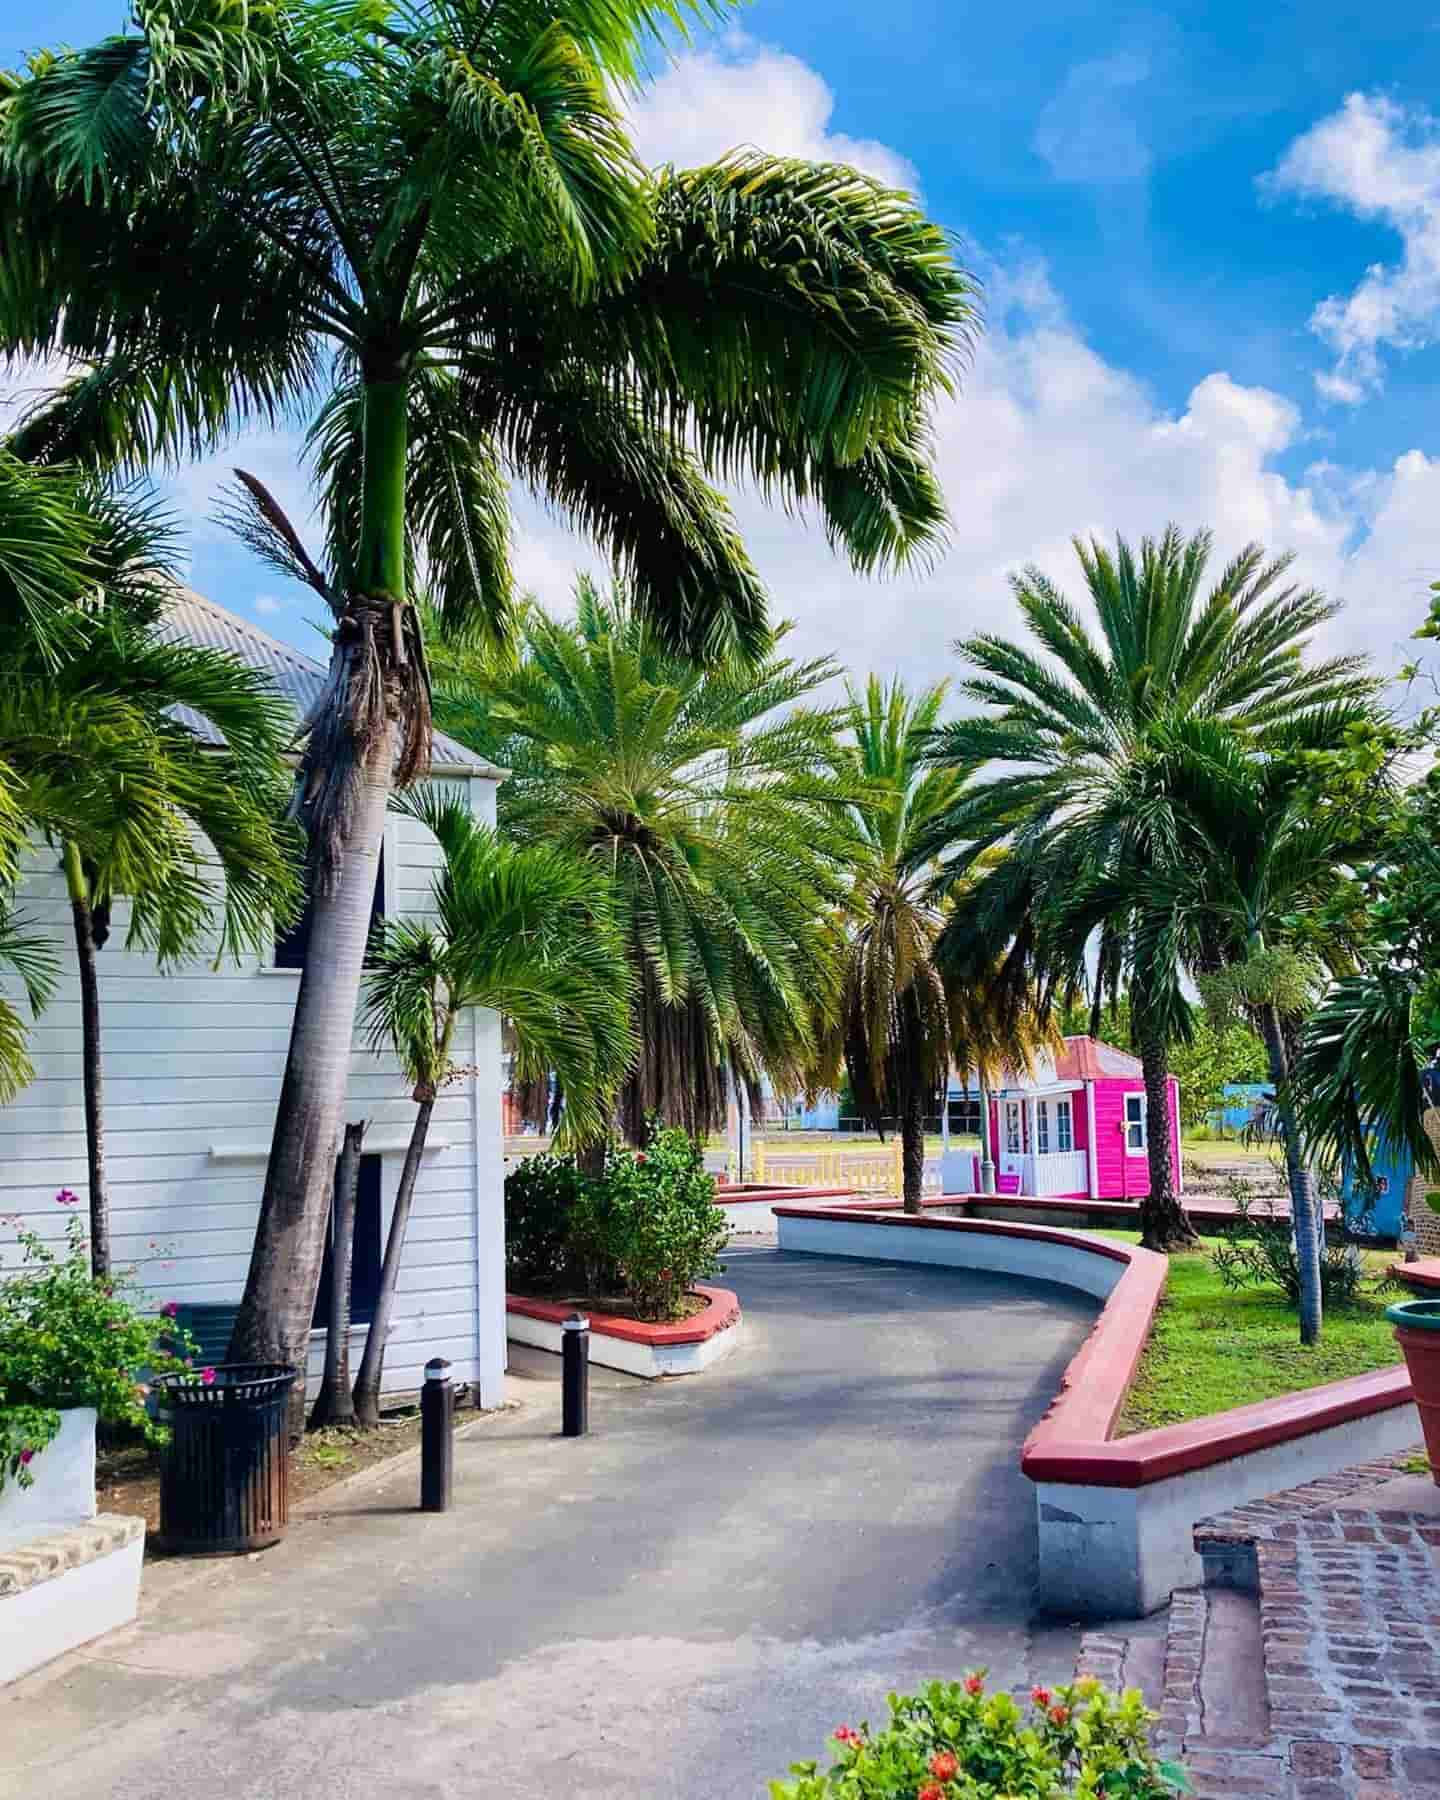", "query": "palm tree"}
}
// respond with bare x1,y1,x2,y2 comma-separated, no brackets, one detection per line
926,526,1371,1250
1075,718,1382,1335
816,677,1053,1212
437,581,858,1146
355,789,632,1424
0,449,98,1096
2,0,973,1370
0,485,301,1273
